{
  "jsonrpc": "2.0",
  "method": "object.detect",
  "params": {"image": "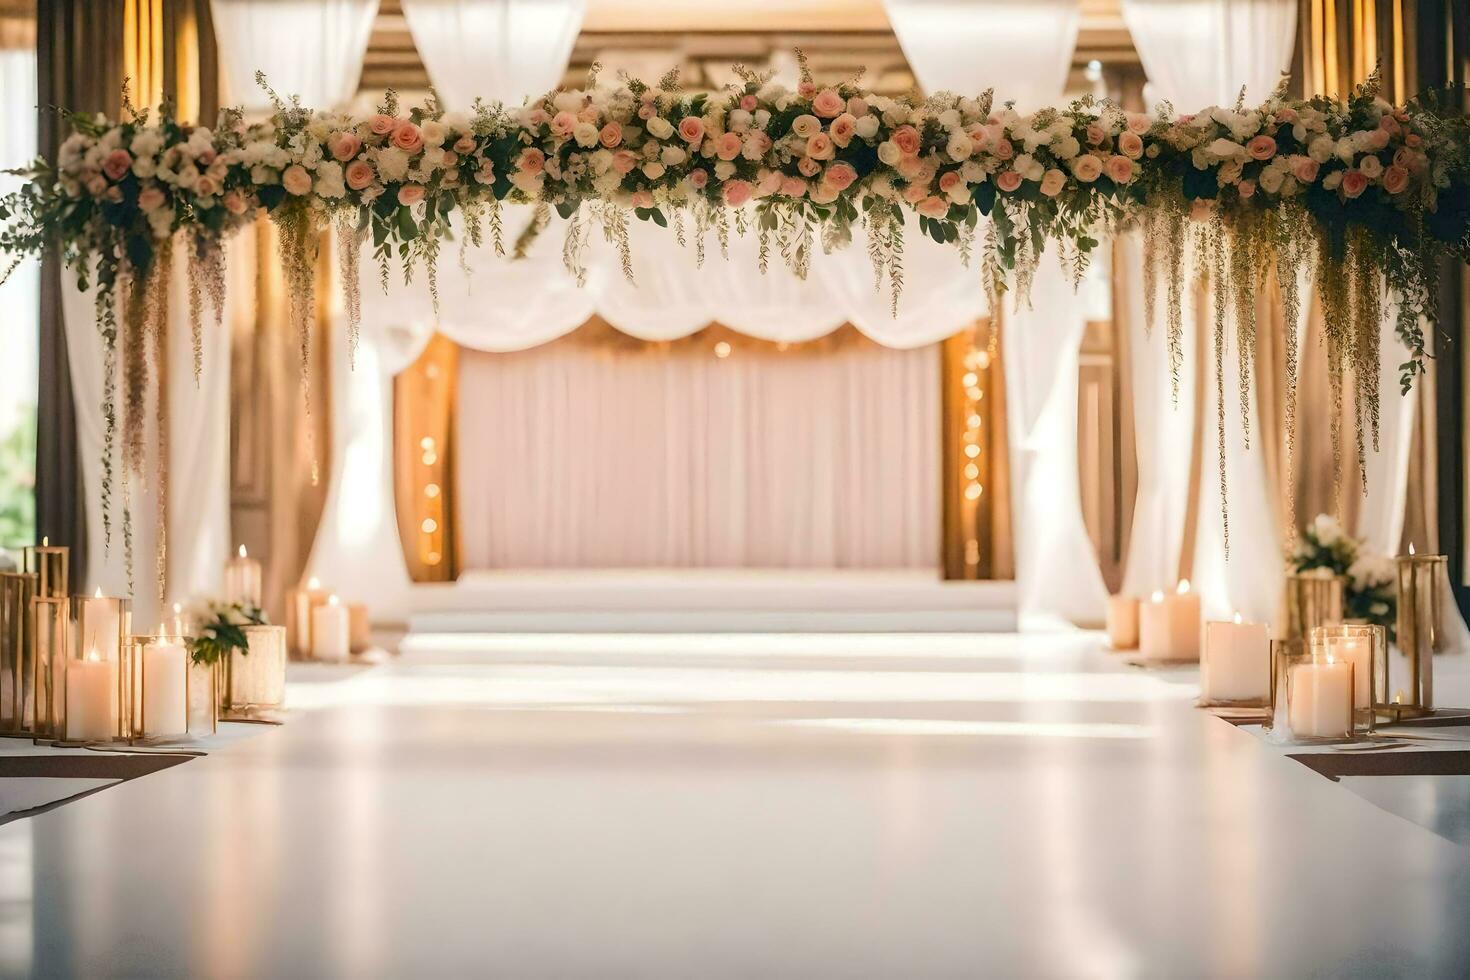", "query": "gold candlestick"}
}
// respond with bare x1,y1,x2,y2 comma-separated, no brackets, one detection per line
1283,571,1345,639
1389,548,1448,720
0,573,38,734
23,538,69,599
